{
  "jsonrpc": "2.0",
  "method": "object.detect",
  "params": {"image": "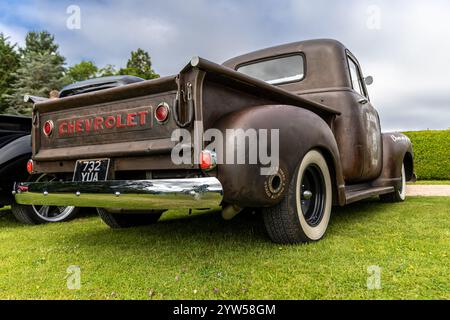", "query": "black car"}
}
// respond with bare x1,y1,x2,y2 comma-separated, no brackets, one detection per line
0,114,78,224
1,76,144,224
